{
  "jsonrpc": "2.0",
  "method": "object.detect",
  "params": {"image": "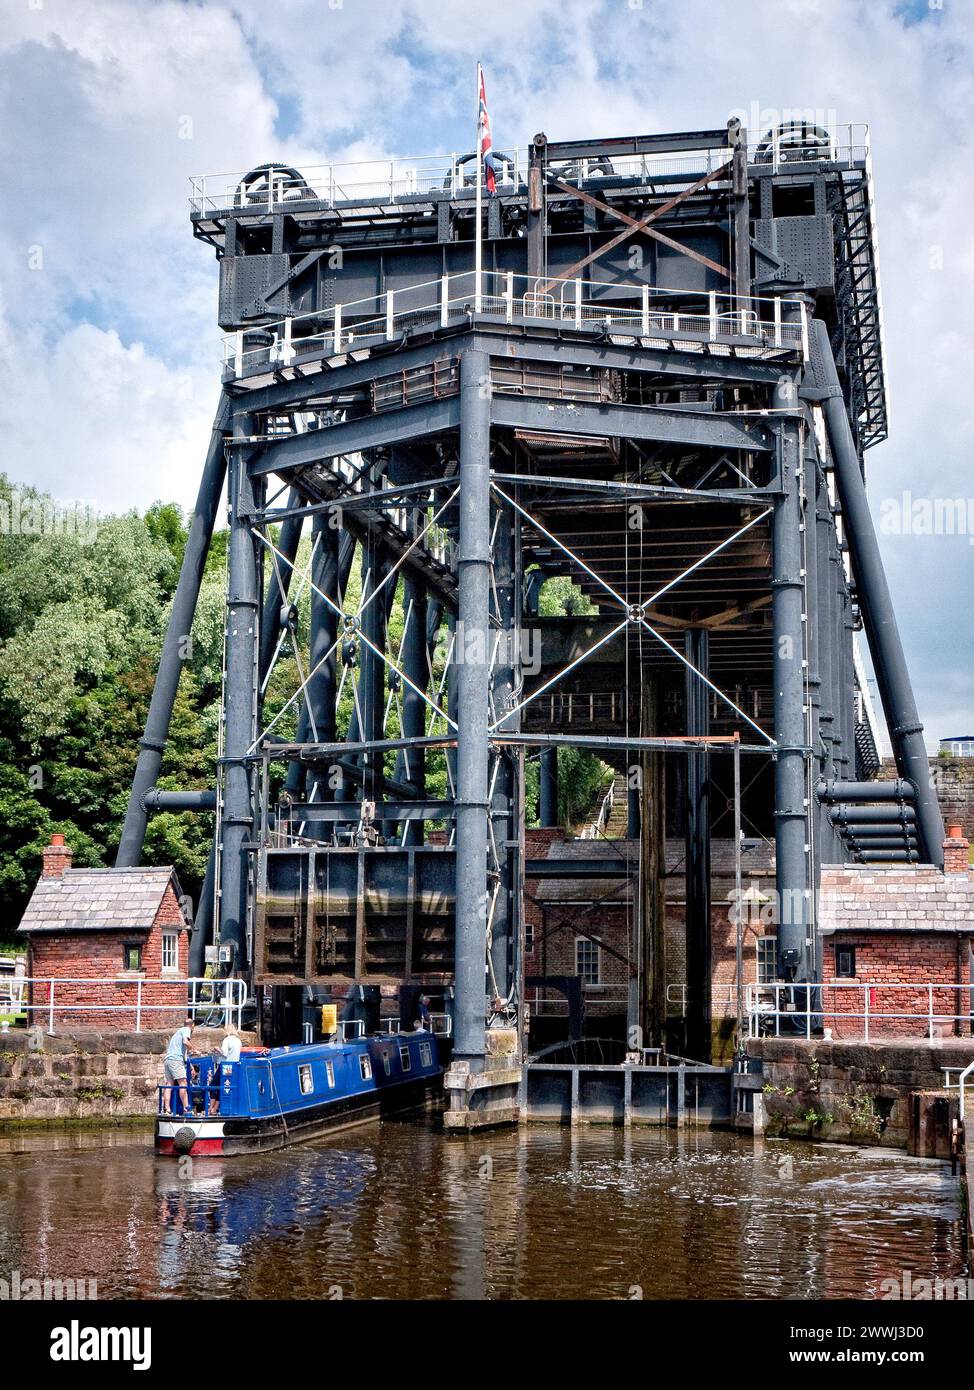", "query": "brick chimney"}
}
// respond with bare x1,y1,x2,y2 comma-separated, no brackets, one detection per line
41,833,73,879
943,824,970,875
